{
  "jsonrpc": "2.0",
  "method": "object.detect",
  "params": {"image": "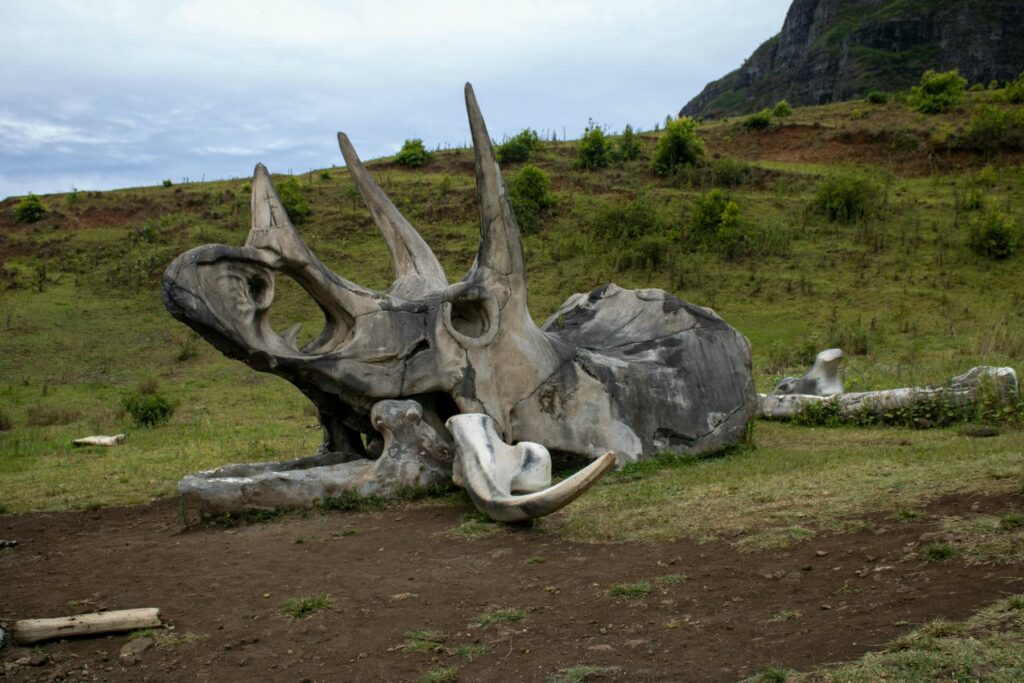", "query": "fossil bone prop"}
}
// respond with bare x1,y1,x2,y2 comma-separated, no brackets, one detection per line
162,84,756,520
